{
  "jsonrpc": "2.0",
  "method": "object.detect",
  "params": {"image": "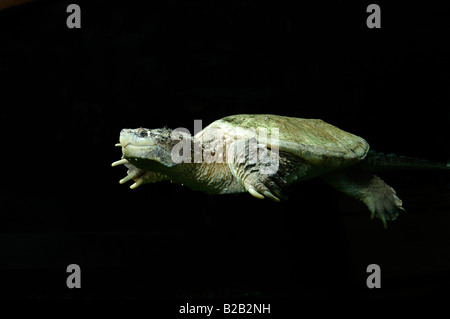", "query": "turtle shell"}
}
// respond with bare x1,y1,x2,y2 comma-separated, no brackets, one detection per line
196,114,369,168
